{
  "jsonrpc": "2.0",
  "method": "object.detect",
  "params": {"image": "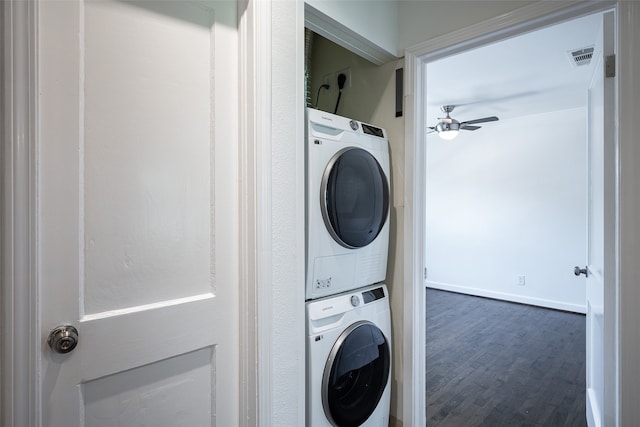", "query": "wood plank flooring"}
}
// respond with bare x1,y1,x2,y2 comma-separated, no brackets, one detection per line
426,288,586,426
